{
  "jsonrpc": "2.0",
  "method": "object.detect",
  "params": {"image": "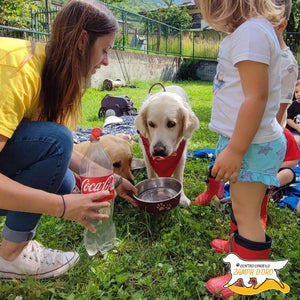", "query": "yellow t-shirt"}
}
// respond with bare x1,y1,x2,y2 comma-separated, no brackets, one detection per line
0,37,46,138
